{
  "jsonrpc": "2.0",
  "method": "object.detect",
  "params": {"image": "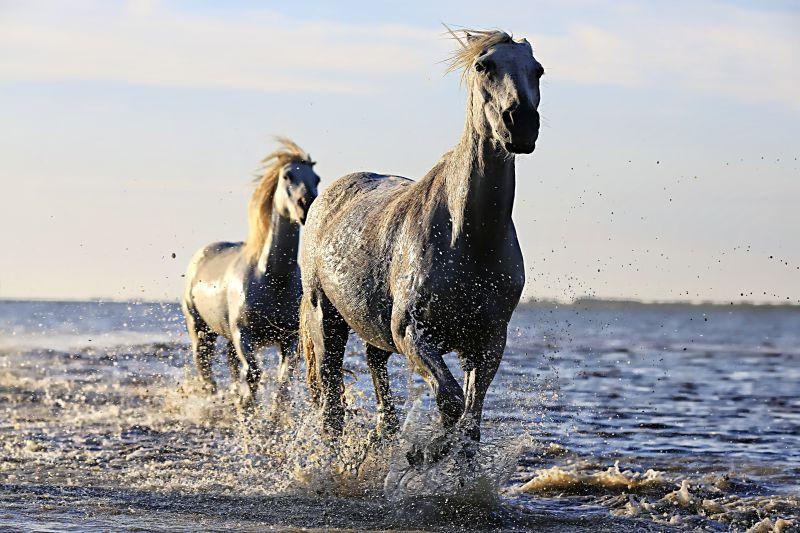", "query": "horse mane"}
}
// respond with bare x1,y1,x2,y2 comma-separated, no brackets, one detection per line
443,27,514,84
244,137,314,261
